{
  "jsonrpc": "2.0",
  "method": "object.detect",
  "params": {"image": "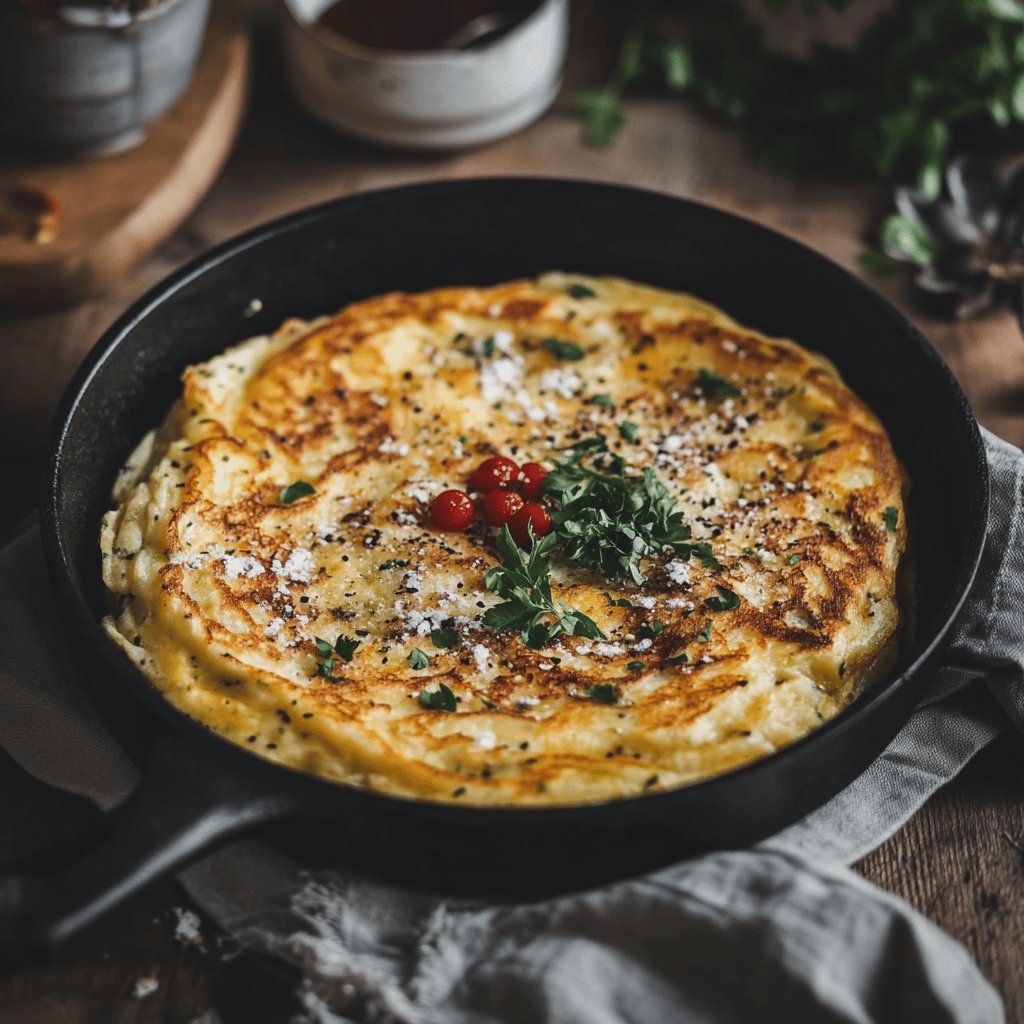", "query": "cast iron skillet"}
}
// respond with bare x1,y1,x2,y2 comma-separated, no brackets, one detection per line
1,179,989,961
